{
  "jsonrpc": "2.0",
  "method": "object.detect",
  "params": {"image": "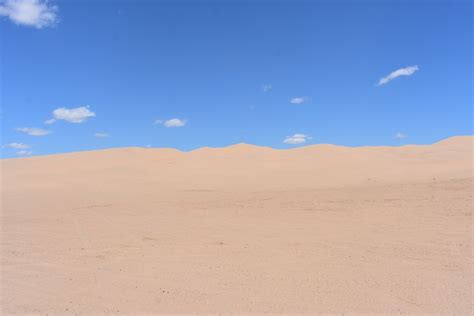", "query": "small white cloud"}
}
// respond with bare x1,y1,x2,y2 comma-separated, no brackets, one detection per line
3,142,30,149
290,97,308,104
52,106,95,123
155,118,187,128
377,65,419,86
0,0,58,28
44,118,56,125
262,83,272,92
16,150,32,156
16,127,51,136
94,132,109,138
394,132,407,139
283,133,312,145
164,118,186,127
